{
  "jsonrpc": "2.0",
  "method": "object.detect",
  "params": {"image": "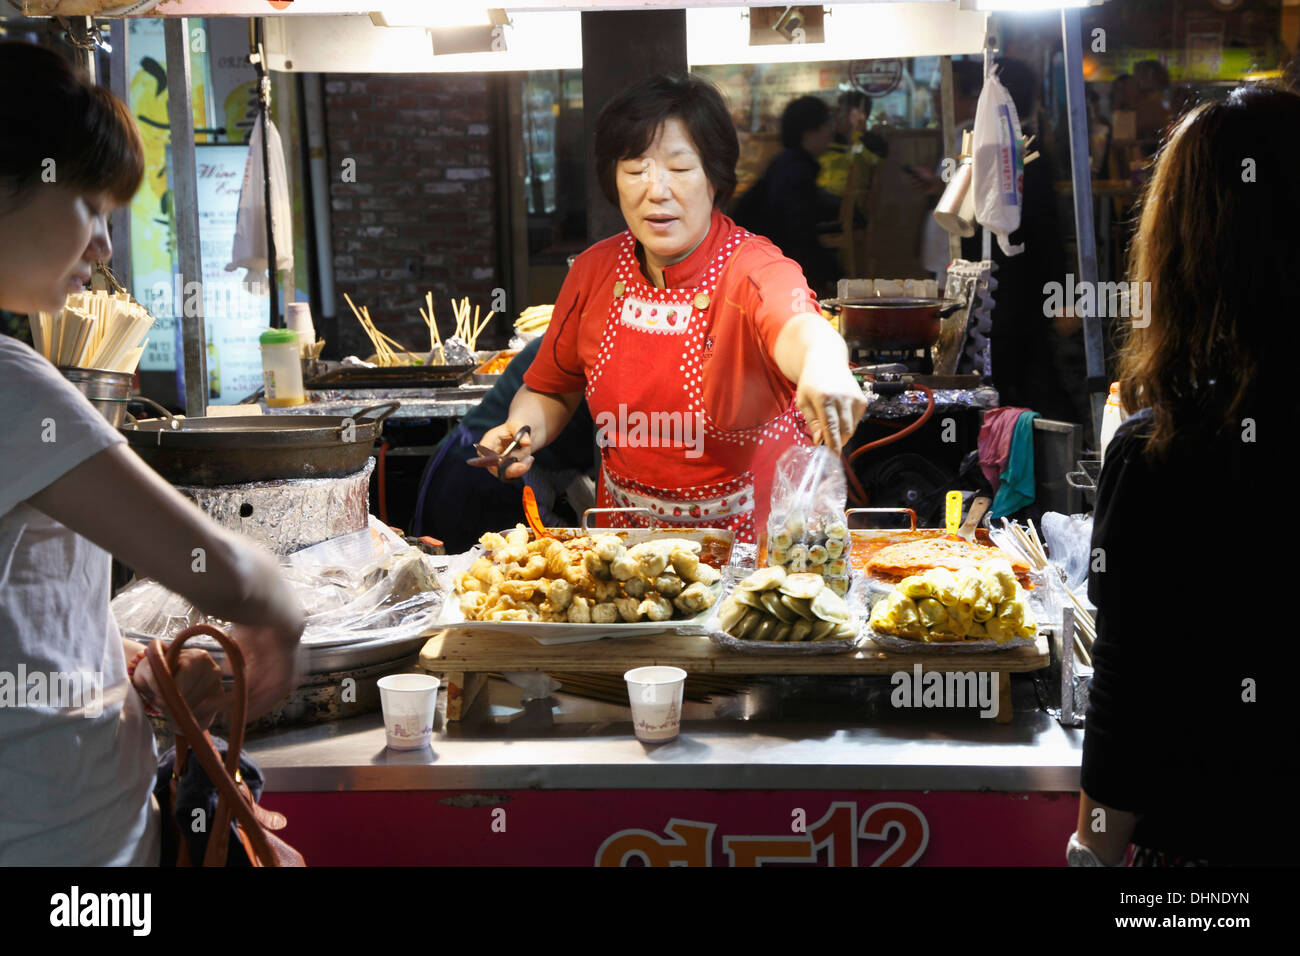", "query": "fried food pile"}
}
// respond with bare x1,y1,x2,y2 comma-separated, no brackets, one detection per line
868,559,1037,644
717,566,859,643
454,525,720,624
